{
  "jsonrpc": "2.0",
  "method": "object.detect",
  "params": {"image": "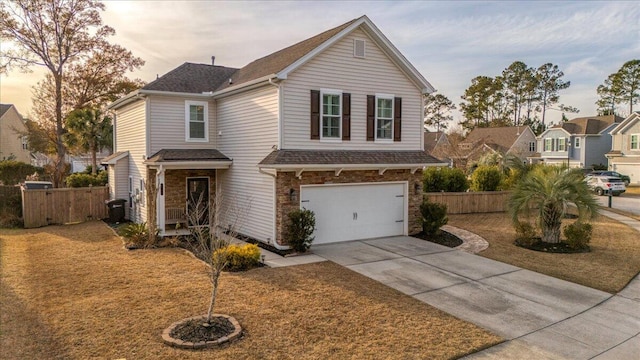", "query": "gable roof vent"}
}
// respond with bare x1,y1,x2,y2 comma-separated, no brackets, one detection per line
354,39,366,58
